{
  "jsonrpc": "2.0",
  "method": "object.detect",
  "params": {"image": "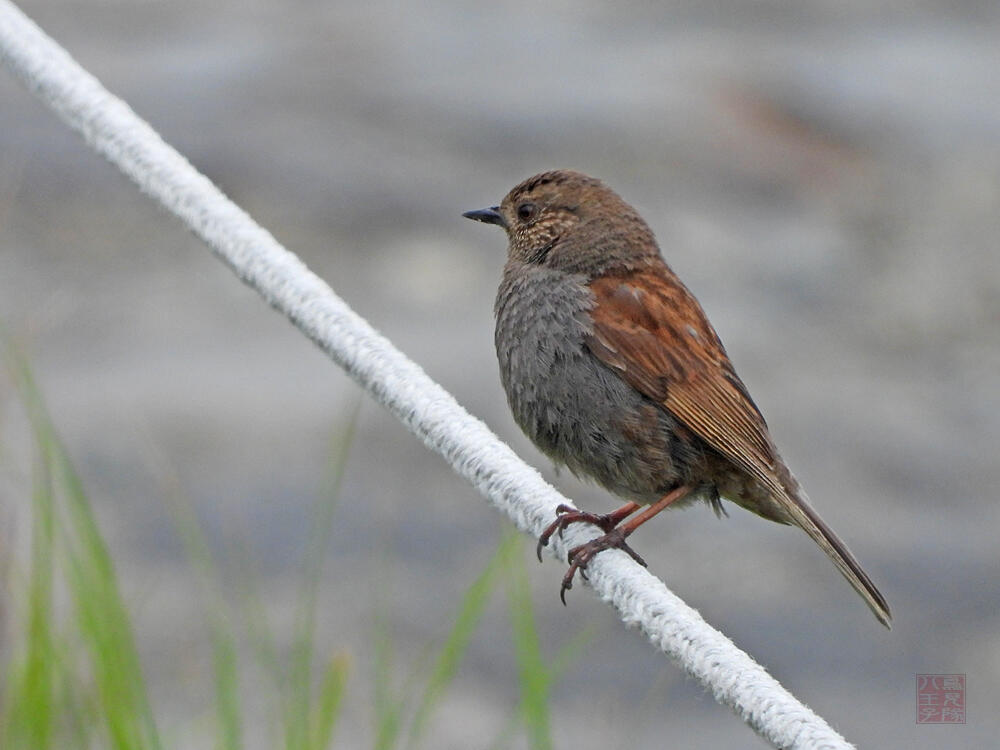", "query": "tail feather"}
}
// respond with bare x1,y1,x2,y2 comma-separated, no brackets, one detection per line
782,488,892,629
